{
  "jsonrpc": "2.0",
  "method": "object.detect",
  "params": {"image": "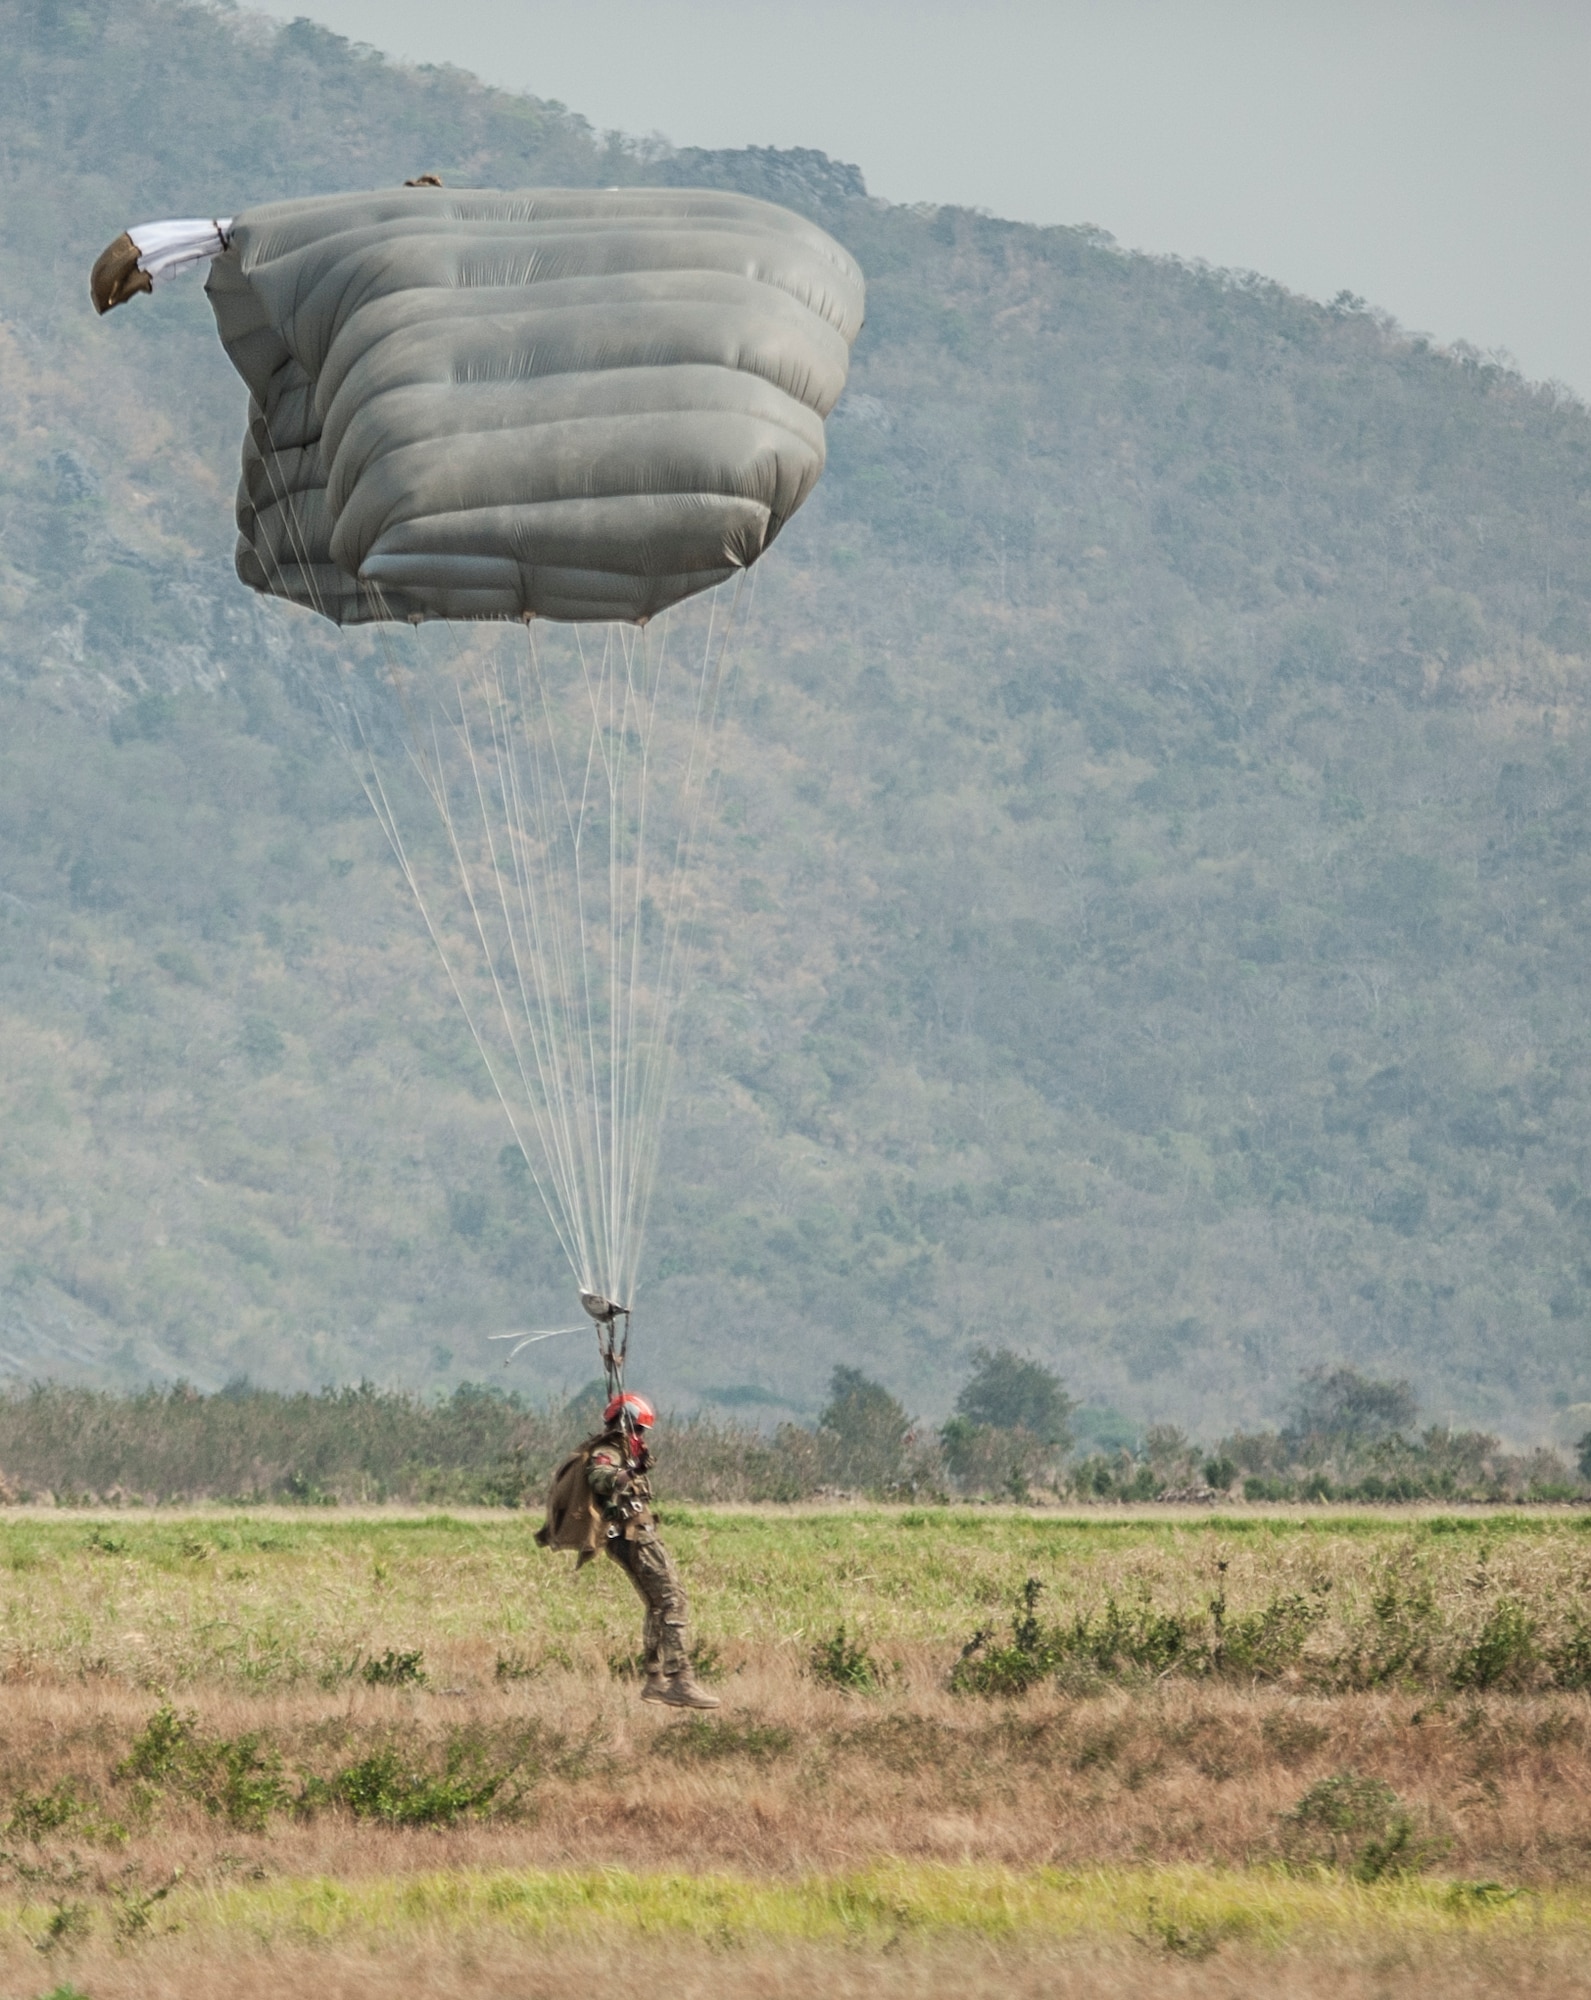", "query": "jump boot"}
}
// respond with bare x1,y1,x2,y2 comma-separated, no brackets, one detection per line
642,1673,720,1709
